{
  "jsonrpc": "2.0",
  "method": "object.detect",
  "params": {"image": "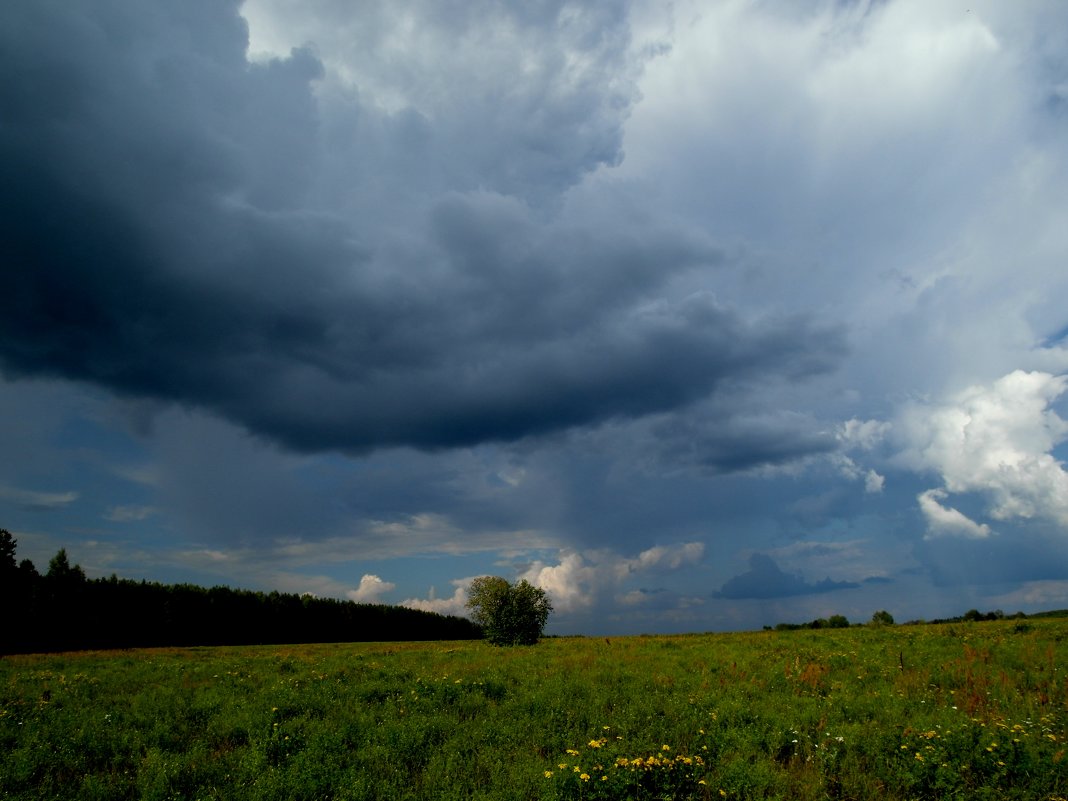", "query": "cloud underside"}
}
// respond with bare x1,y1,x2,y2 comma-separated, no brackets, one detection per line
0,0,843,458
716,553,859,600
